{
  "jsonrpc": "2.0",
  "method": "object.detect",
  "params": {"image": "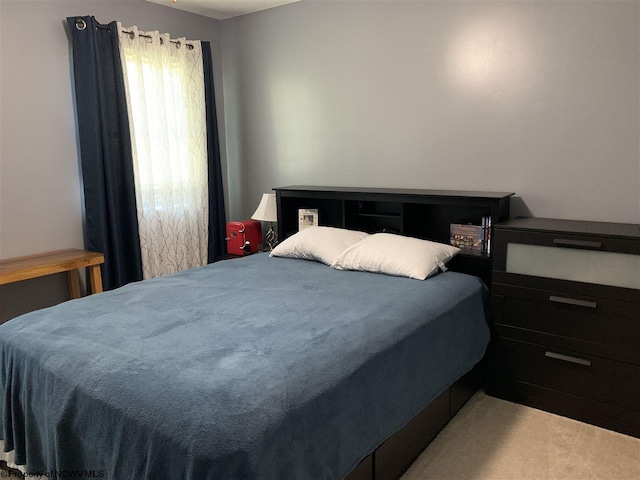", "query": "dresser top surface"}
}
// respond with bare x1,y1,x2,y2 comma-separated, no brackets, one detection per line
497,217,640,240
